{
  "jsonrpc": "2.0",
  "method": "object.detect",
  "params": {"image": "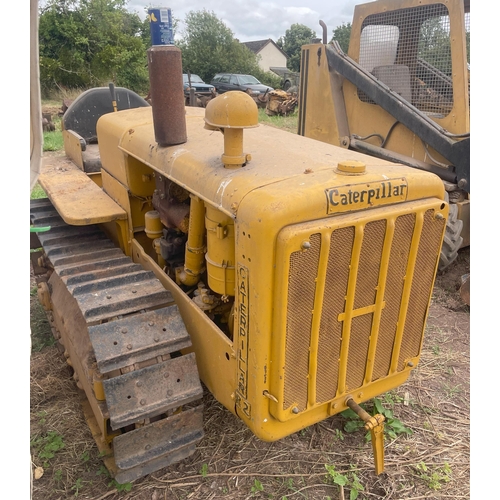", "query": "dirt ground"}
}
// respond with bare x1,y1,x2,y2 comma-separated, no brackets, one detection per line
30,216,470,500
